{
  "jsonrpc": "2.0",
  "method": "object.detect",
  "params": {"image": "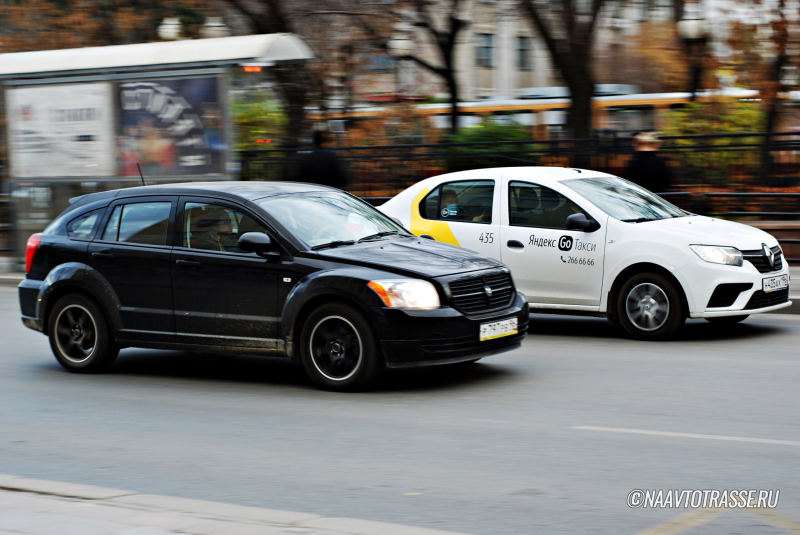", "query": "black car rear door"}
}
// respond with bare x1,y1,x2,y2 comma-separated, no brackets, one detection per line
170,197,280,349
87,196,177,343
